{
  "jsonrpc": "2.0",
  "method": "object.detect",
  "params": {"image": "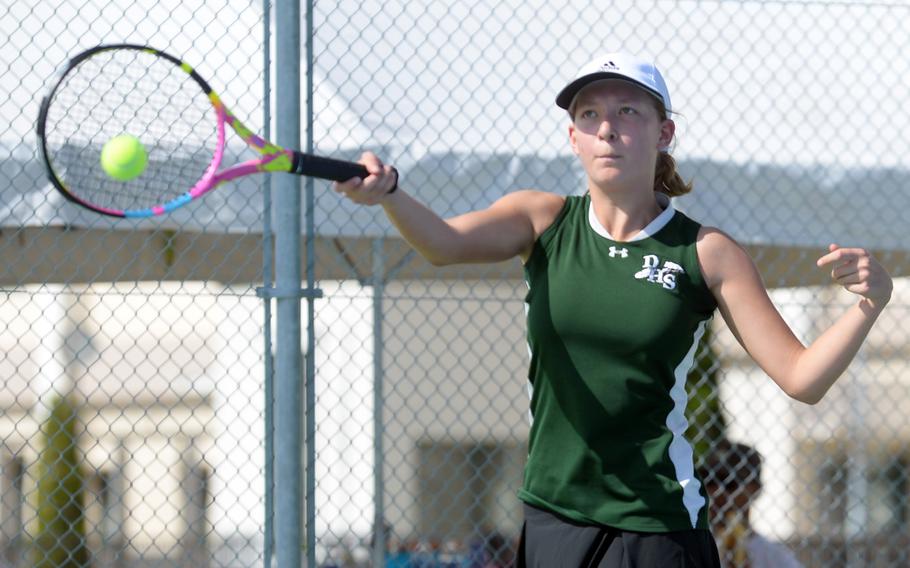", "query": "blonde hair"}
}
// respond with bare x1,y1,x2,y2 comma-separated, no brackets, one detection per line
654,151,692,197
653,104,692,197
